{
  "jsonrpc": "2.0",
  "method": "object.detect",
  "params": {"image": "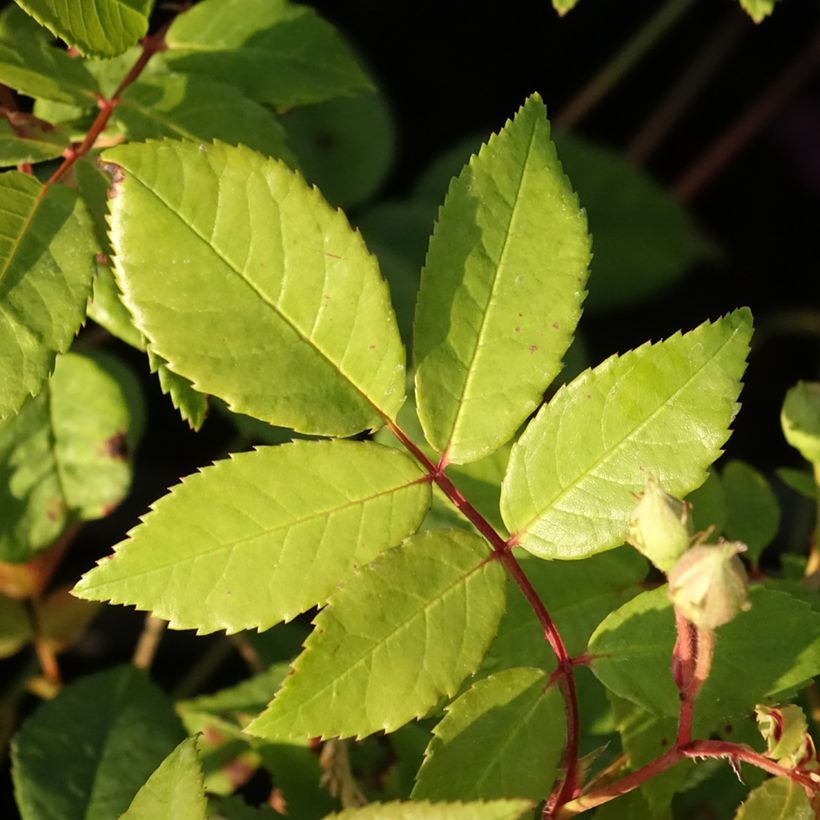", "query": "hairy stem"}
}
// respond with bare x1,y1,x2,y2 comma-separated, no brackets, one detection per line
557,0,696,130
673,610,698,745
386,420,581,811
